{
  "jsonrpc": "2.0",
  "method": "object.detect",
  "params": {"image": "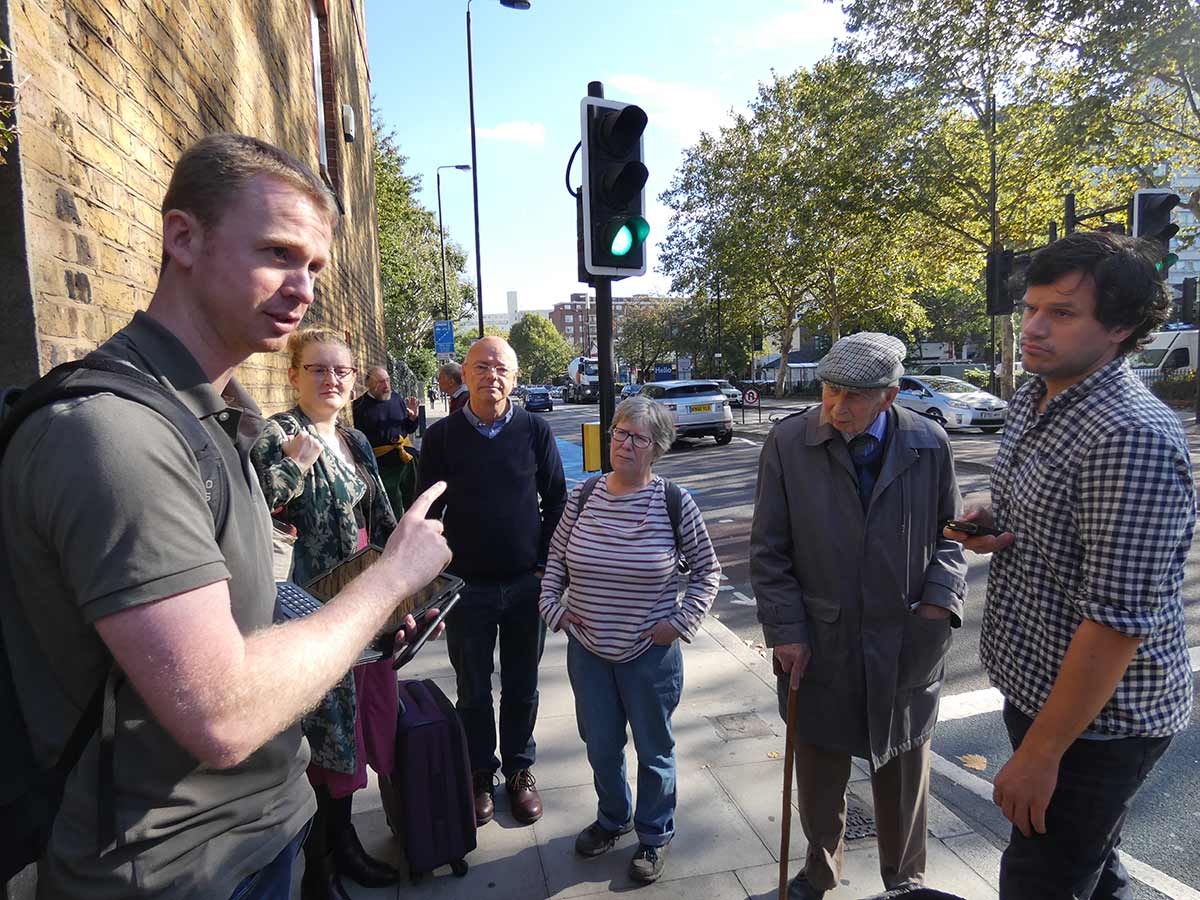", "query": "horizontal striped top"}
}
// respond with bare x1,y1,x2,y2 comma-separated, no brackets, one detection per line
539,475,721,662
